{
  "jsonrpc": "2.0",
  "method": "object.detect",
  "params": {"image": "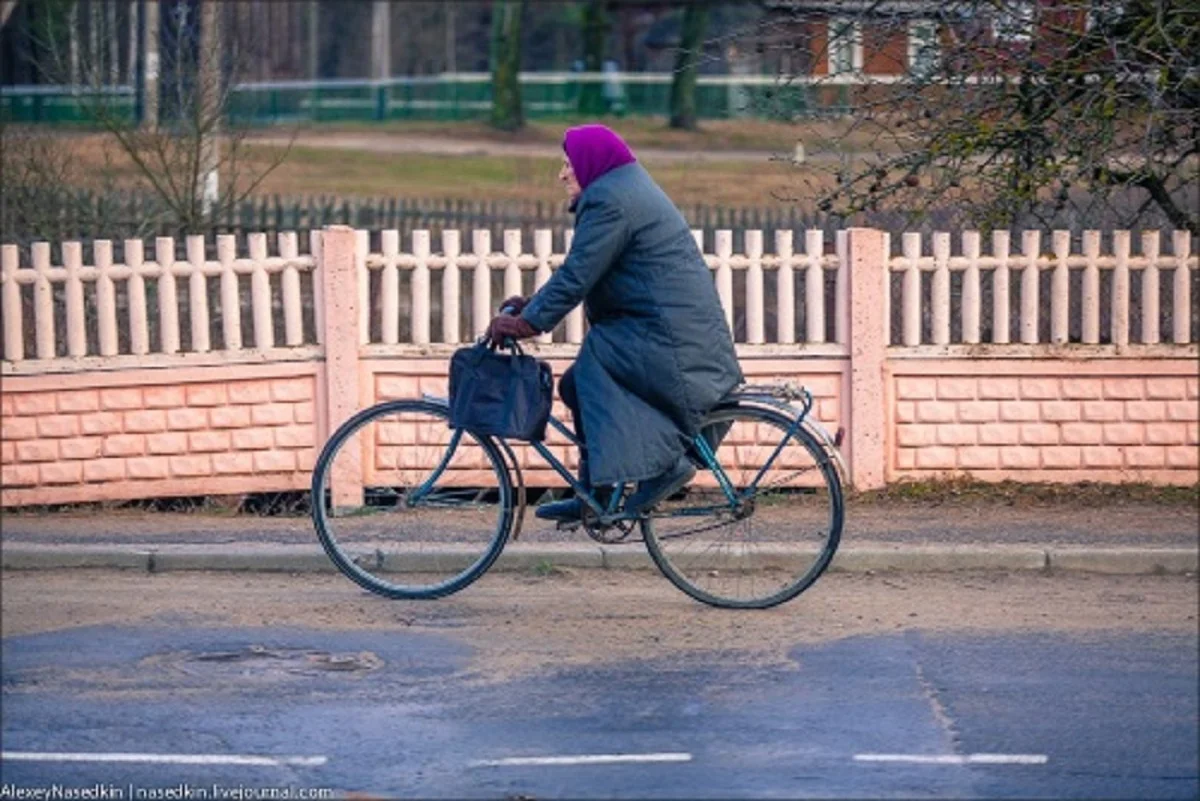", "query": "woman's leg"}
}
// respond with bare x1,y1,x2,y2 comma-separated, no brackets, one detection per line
535,364,590,521
559,364,585,445
559,364,590,484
